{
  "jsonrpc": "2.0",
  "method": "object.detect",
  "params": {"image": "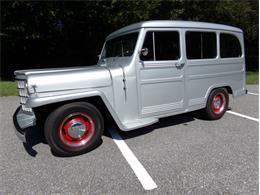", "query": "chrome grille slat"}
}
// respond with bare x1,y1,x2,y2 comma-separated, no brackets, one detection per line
16,80,31,112
18,88,29,97
21,105,32,112
20,96,27,104
17,80,26,89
